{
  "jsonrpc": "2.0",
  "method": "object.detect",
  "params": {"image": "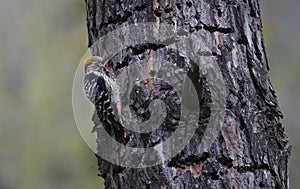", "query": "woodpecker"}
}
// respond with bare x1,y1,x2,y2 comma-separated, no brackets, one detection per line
83,56,124,142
